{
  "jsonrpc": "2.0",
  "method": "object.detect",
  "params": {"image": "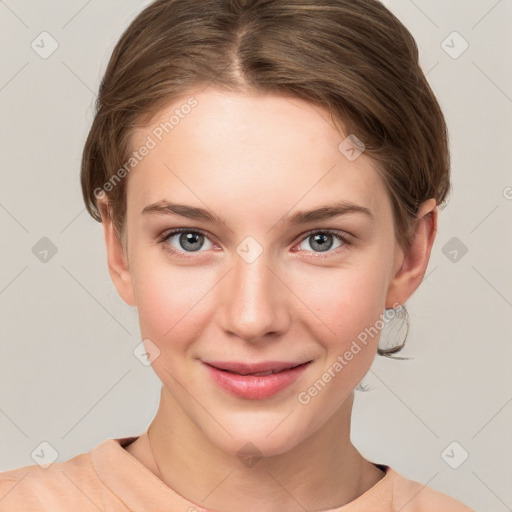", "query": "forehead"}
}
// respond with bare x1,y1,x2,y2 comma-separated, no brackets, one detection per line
127,88,390,224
